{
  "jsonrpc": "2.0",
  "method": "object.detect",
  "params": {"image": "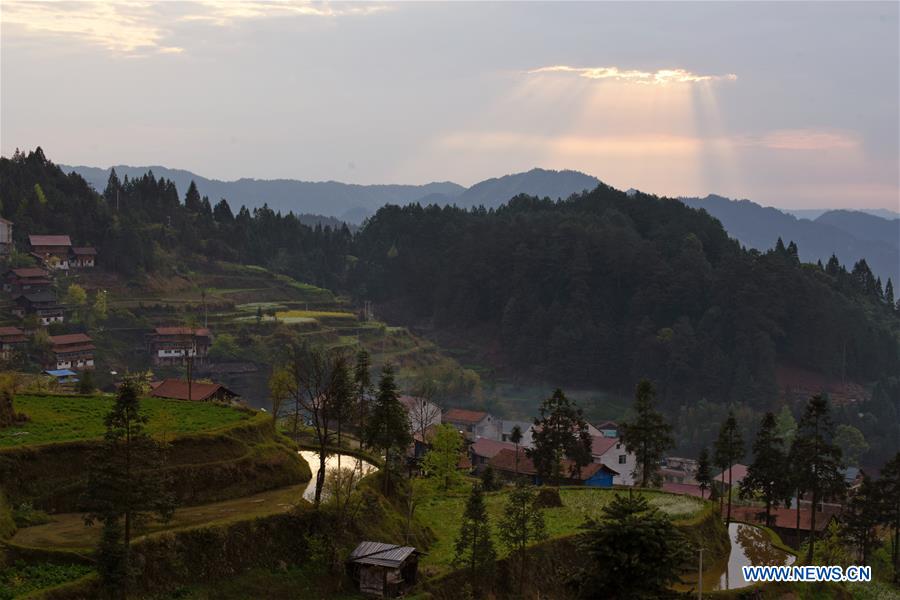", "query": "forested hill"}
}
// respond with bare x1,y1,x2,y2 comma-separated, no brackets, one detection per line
351,188,900,409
